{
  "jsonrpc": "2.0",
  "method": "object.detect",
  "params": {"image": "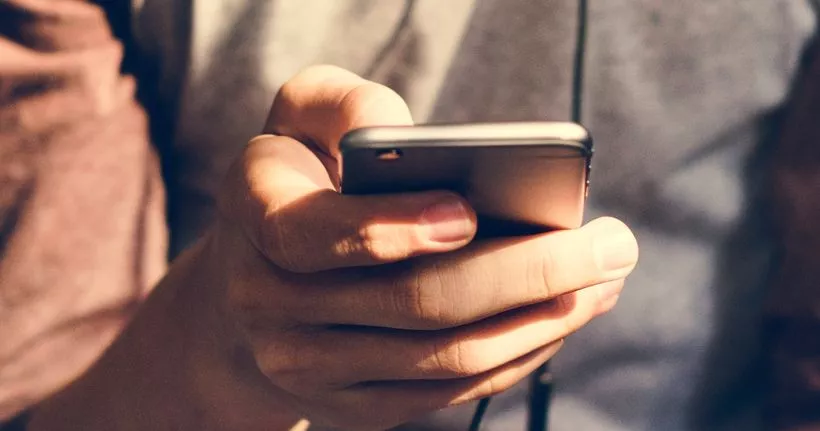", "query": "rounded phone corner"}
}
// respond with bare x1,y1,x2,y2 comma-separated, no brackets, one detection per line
339,127,371,154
